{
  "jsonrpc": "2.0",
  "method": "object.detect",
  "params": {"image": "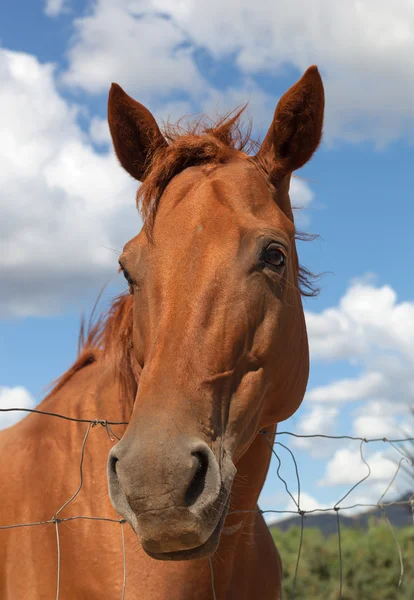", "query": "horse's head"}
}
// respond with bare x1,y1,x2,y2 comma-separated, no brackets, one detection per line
107,67,324,560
